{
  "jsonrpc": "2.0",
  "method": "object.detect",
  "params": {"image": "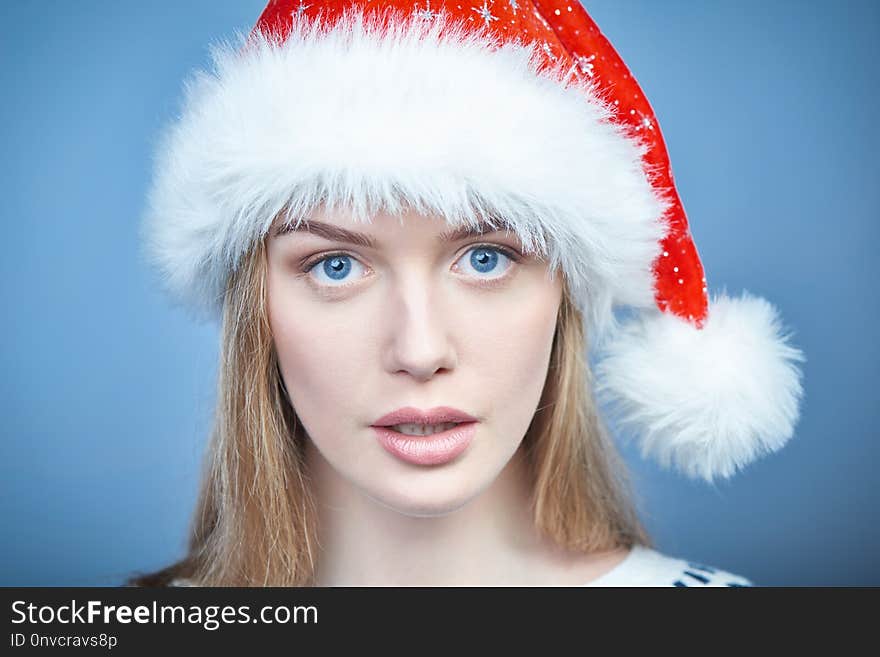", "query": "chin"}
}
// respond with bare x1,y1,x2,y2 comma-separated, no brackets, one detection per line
365,472,484,518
